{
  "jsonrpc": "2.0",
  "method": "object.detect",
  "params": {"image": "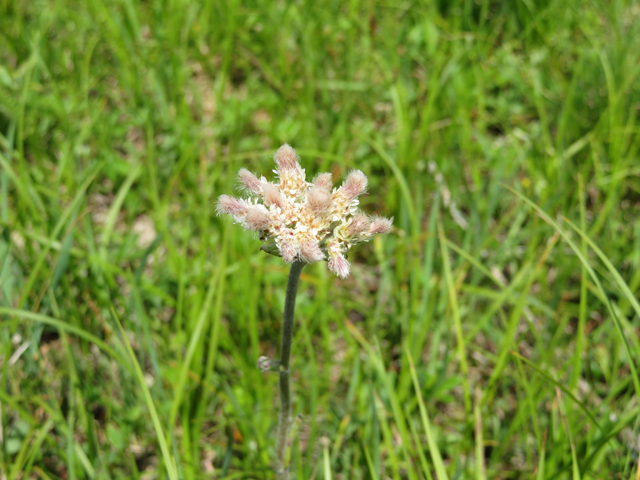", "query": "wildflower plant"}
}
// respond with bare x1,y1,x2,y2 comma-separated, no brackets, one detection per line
216,144,392,478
